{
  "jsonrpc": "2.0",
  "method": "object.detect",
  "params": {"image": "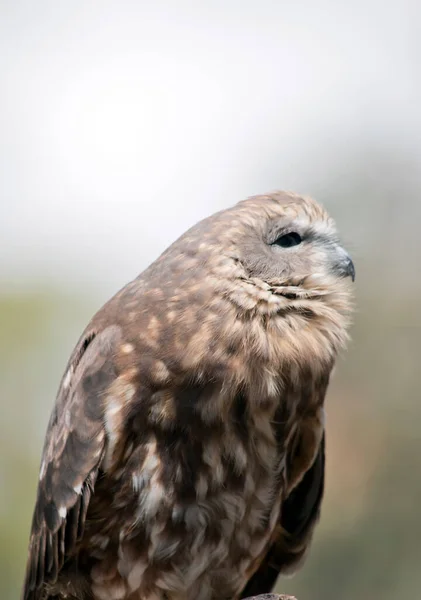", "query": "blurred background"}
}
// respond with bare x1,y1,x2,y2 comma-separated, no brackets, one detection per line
1,1,420,599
